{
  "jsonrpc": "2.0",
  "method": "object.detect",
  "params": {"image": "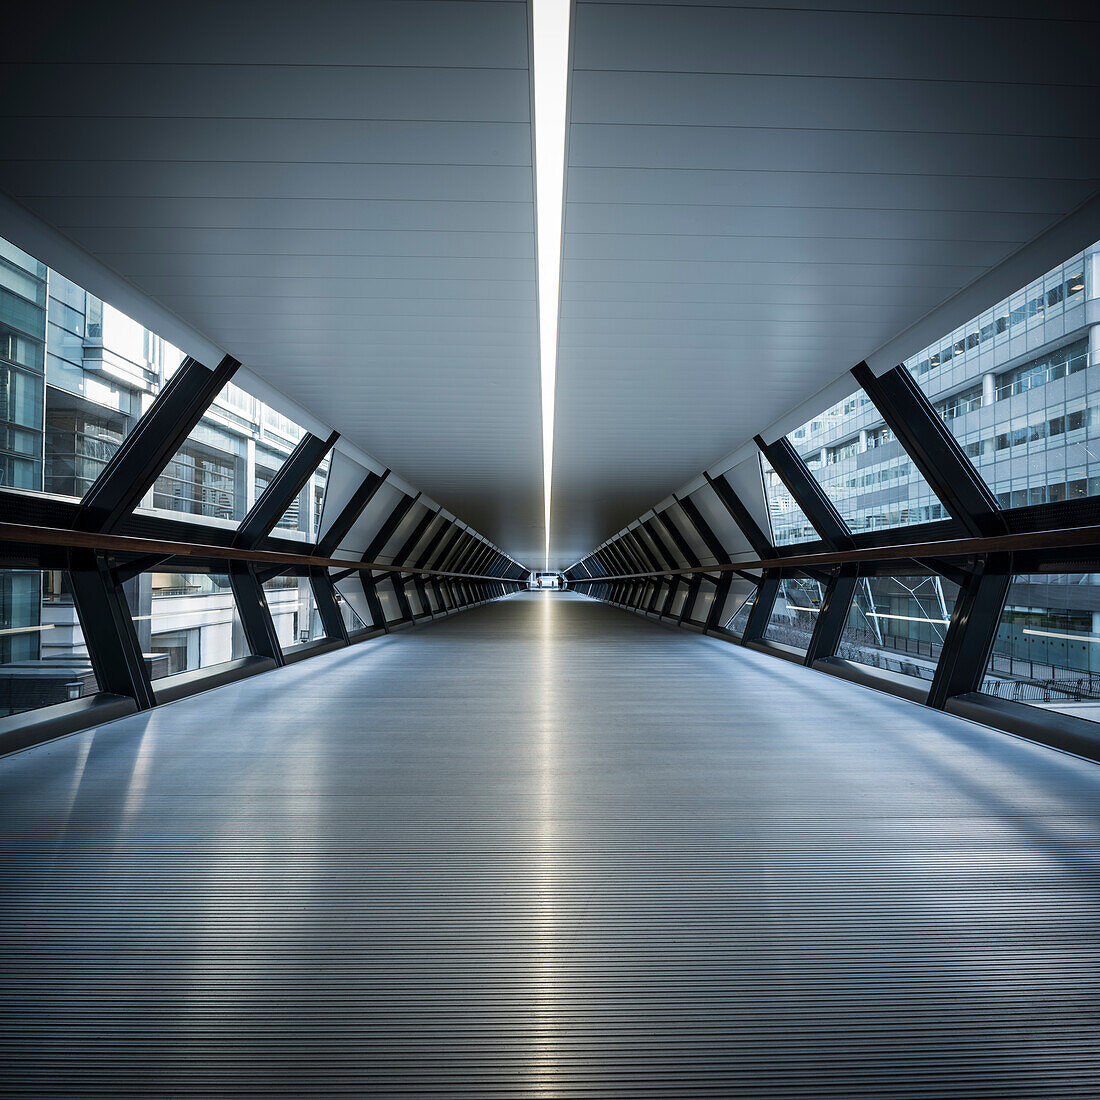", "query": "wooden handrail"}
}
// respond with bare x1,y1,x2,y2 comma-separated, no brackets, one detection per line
568,522,1100,582
0,521,526,584
2,518,1095,584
